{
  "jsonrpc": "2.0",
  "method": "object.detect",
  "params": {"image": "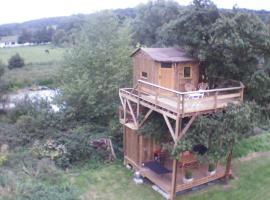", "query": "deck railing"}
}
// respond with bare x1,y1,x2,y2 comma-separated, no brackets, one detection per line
119,79,244,117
